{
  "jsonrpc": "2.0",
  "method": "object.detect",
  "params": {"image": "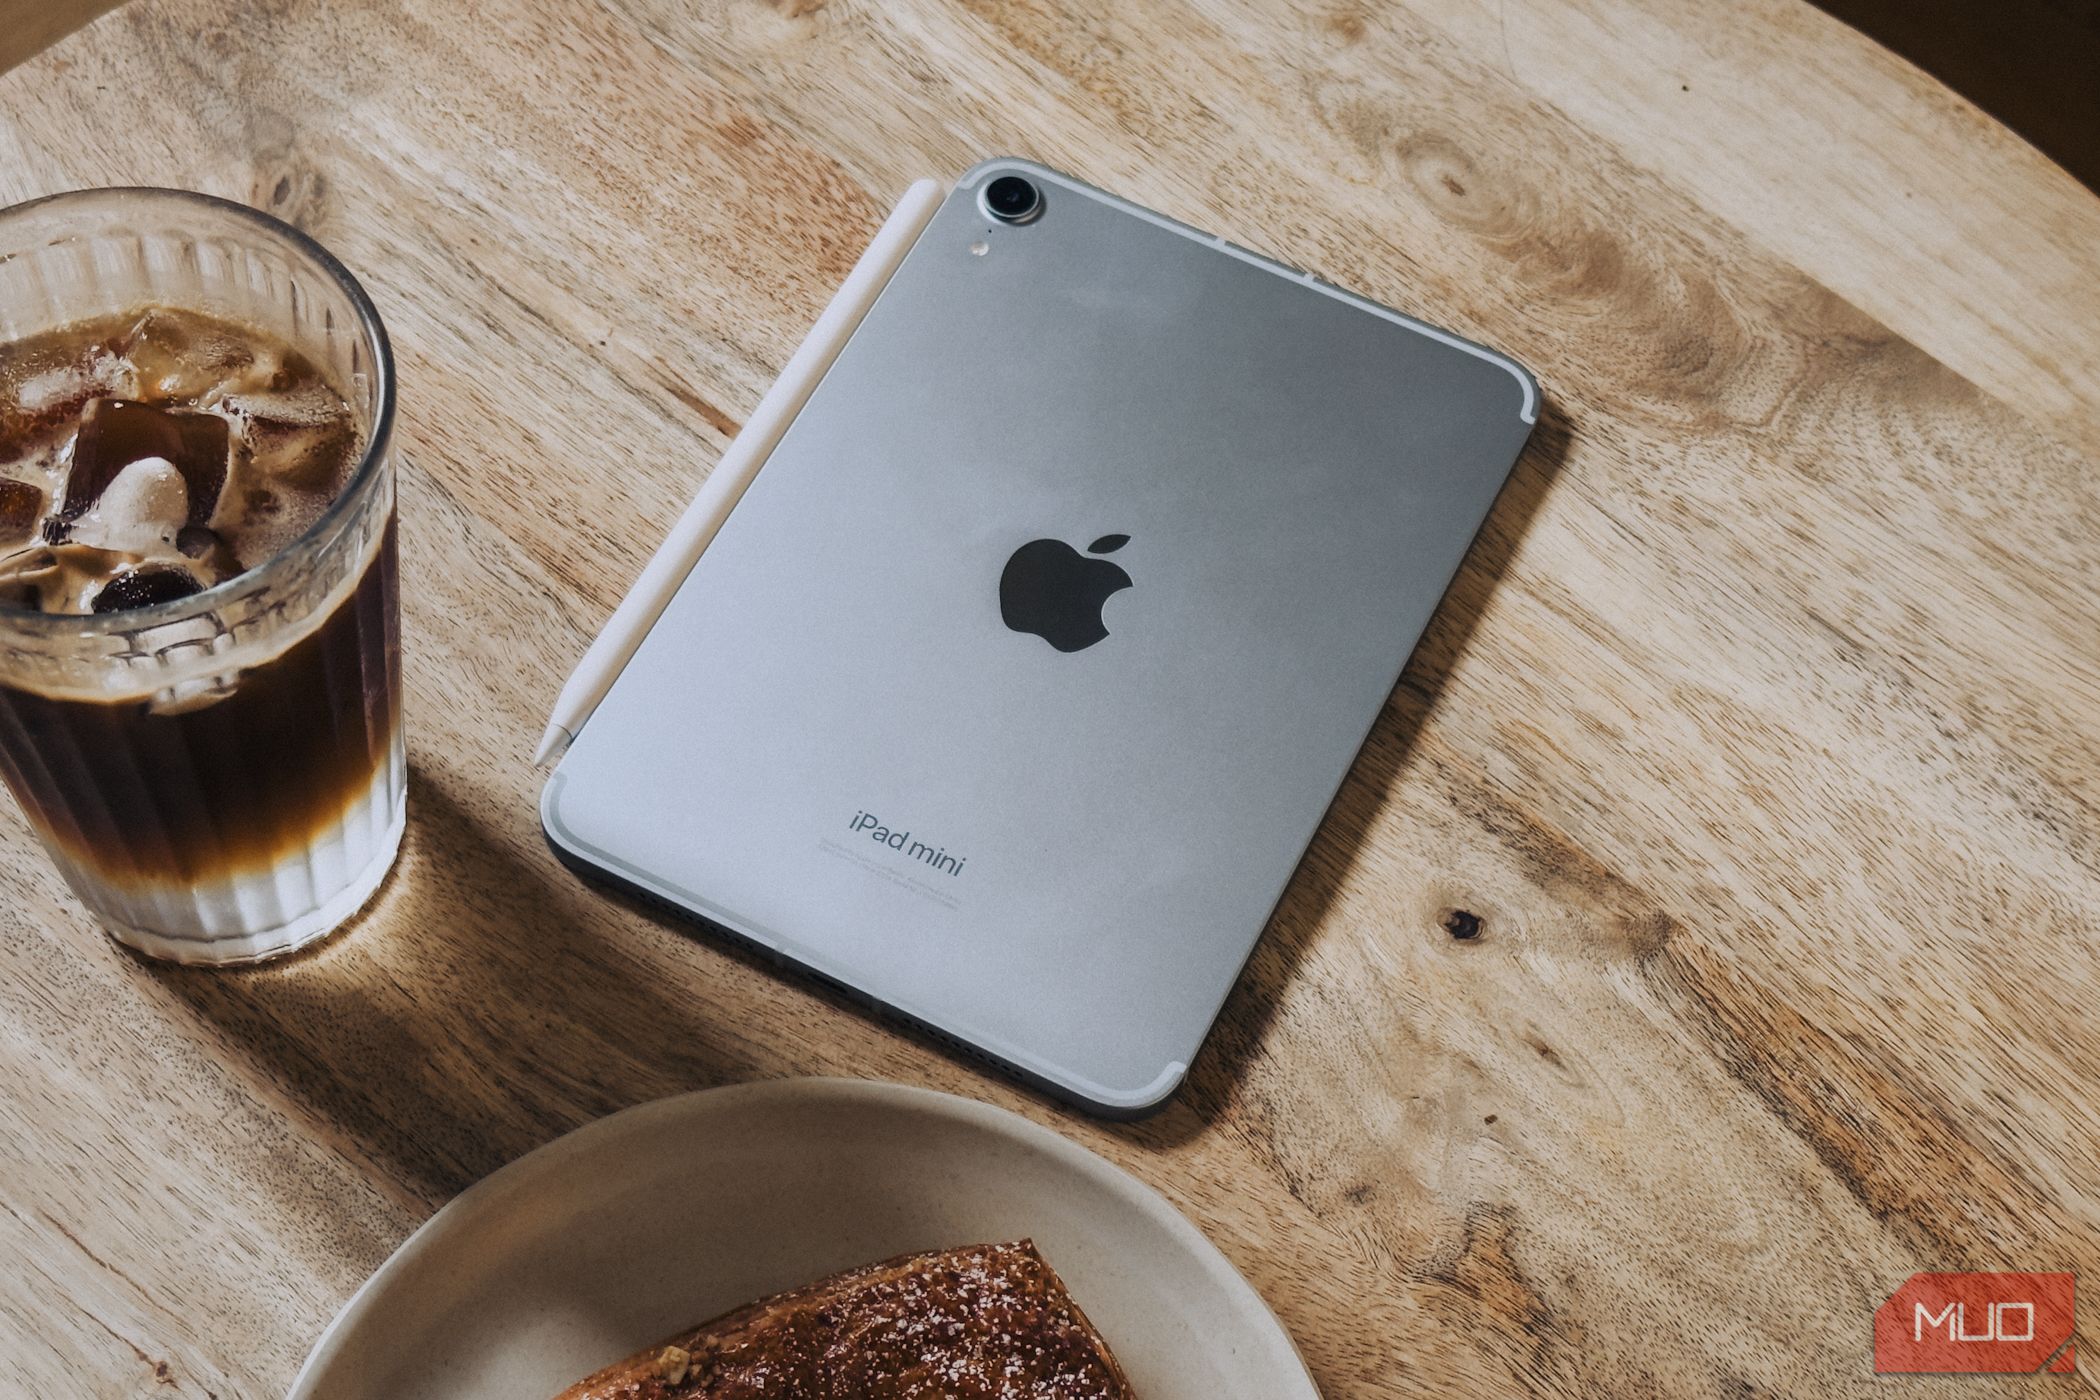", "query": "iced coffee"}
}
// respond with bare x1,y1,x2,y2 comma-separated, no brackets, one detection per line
0,189,401,963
